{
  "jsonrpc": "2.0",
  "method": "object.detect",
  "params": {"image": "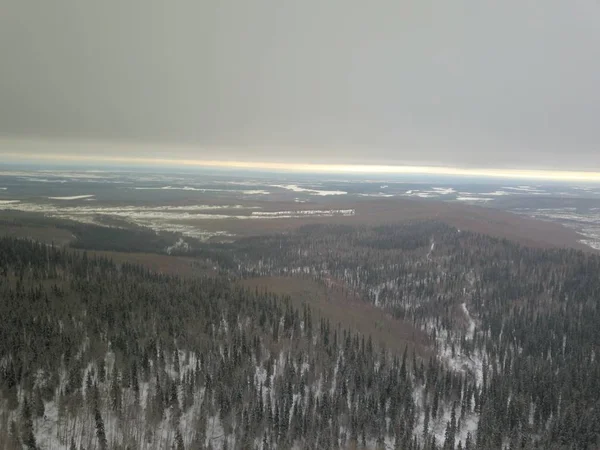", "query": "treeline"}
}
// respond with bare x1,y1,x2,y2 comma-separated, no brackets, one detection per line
0,211,187,254
67,222,180,253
